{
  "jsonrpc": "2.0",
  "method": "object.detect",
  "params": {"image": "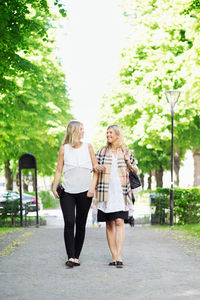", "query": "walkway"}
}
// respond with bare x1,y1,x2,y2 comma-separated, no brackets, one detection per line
0,223,200,300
